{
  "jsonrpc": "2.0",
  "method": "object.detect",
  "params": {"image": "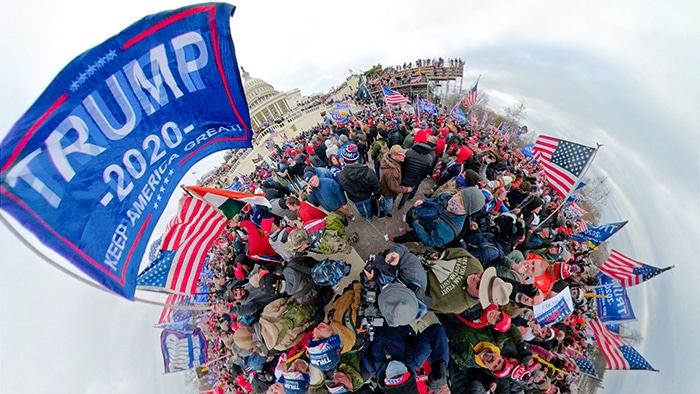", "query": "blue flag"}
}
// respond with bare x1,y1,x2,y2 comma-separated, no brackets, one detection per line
419,97,437,115
569,221,628,246
595,273,636,322
160,328,208,373
450,105,467,123
521,144,534,160
0,4,251,299
157,320,196,333
606,323,620,333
